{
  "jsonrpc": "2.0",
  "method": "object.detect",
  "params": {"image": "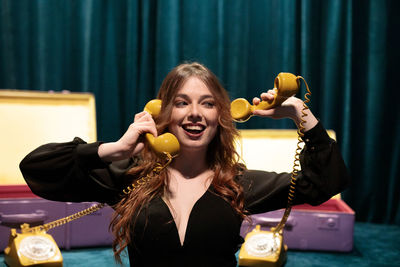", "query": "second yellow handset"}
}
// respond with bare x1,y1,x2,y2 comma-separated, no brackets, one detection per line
230,72,301,122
